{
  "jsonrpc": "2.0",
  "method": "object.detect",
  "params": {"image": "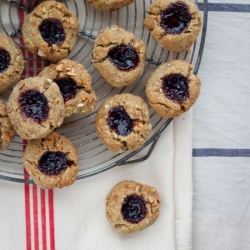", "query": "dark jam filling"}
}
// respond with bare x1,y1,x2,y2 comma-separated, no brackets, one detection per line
107,106,135,136
162,73,189,103
160,2,192,34
108,44,139,71
53,77,78,102
18,89,49,123
38,18,66,46
0,48,10,73
121,194,147,224
38,151,74,176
